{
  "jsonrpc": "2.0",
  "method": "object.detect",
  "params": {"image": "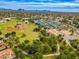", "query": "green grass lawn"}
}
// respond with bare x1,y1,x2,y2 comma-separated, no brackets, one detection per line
43,56,55,59
0,20,17,29
0,20,39,43
23,56,32,59
0,20,55,59
24,56,55,59
16,23,39,43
